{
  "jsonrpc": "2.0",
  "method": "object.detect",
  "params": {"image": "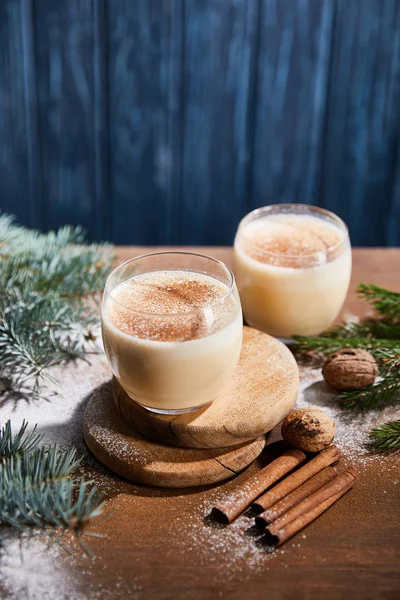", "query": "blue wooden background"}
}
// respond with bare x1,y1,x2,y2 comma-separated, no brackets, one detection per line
0,0,399,246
